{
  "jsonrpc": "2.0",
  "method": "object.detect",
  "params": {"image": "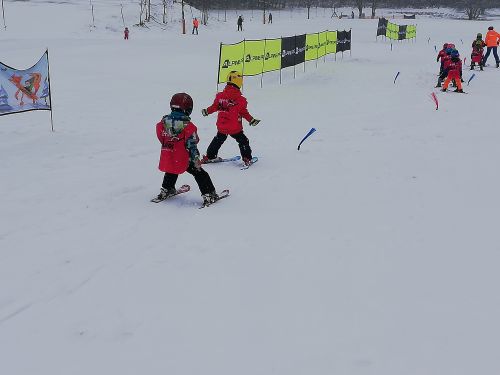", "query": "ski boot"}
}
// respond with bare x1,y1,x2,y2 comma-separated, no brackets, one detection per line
155,187,177,201
202,191,219,205
201,155,222,164
243,157,253,167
